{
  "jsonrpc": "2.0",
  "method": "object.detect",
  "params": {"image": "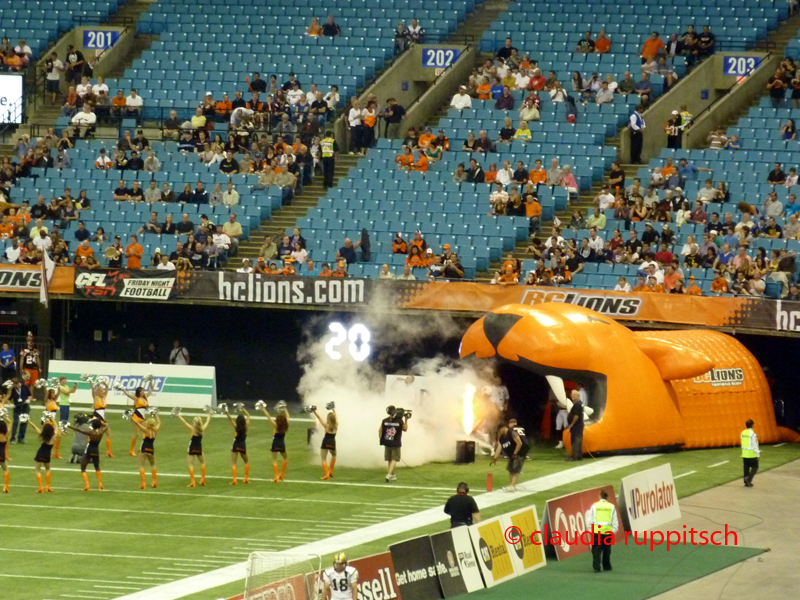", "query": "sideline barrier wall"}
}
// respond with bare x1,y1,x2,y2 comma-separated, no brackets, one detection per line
541,485,624,561
48,360,217,408
617,464,681,533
